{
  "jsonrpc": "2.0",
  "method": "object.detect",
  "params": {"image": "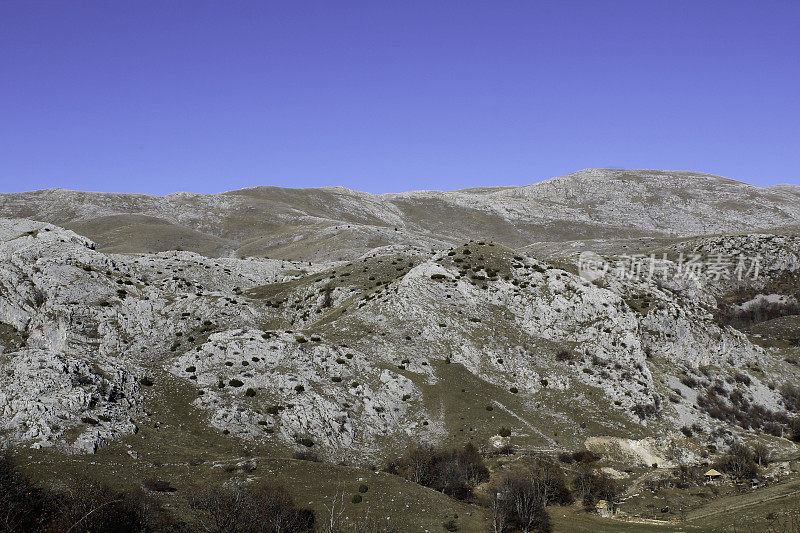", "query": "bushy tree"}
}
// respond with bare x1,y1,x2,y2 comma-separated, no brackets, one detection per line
391,443,489,500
